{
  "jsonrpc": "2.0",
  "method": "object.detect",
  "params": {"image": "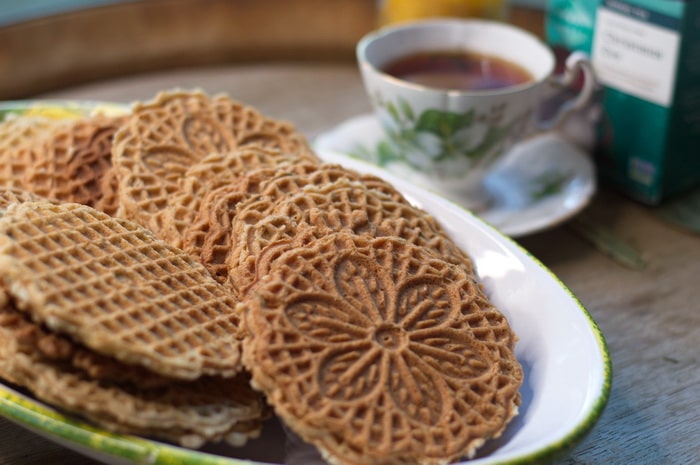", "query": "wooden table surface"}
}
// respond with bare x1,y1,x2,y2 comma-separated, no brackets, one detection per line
0,3,698,465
